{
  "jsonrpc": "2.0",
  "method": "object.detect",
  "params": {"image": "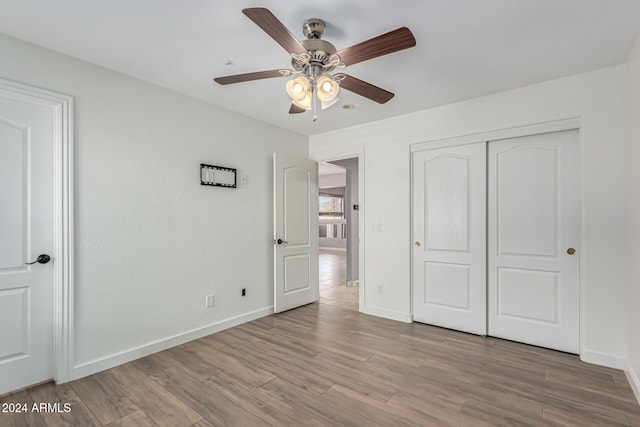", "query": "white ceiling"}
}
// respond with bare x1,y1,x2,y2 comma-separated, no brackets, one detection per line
1,0,639,136
318,162,346,177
